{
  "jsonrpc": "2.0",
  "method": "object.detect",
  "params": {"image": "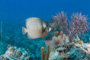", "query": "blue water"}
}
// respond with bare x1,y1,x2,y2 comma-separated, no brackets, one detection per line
0,0,90,60
0,0,90,22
